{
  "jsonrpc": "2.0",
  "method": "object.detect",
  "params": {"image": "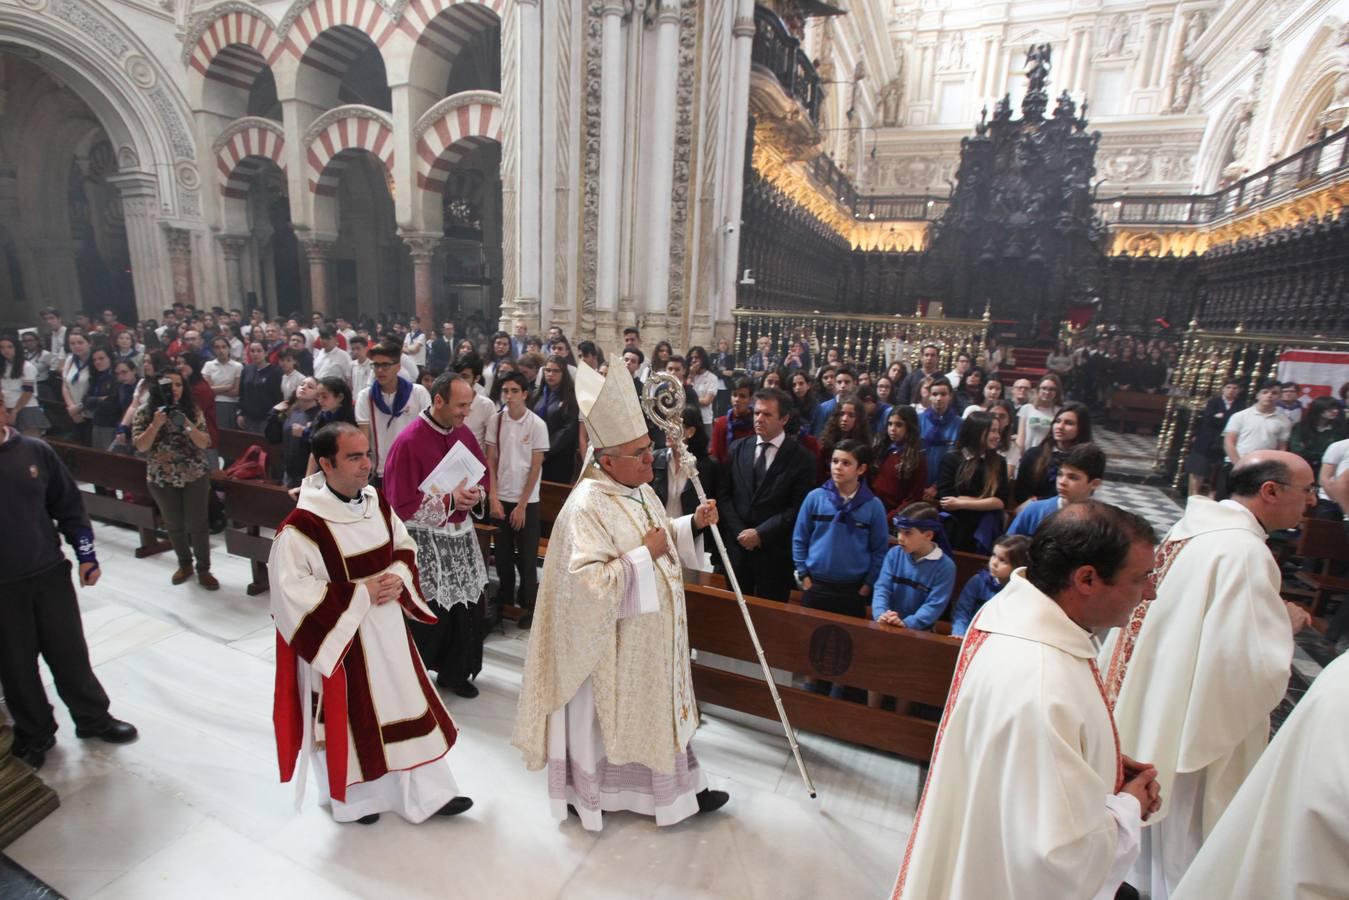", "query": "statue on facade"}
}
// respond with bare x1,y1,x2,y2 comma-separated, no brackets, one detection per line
1105,14,1131,56
879,74,905,126
1170,61,1199,114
